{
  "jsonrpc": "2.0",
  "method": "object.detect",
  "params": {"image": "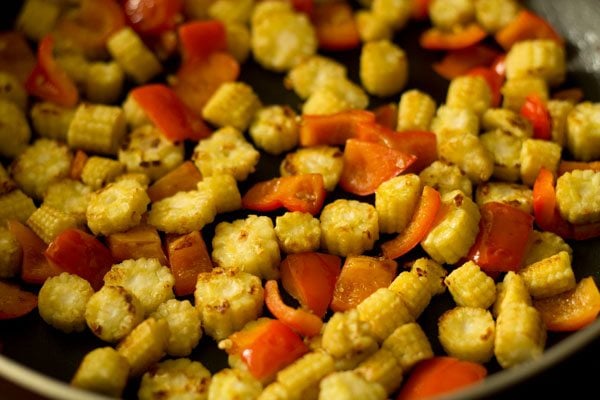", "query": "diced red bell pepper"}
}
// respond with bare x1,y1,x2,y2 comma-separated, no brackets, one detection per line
280,252,341,318
299,109,376,147
177,19,227,61
242,174,326,216
339,139,416,196
25,35,79,108
411,0,432,20
166,231,213,297
468,66,504,108
291,0,314,16
124,0,182,36
495,10,564,51
225,318,309,381
107,225,167,265
373,103,399,130
147,161,203,202
313,1,360,51
0,281,38,320
467,202,534,272
45,228,114,290
520,94,552,140
420,24,487,50
433,45,501,80
381,186,442,260
131,83,212,142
